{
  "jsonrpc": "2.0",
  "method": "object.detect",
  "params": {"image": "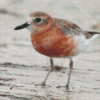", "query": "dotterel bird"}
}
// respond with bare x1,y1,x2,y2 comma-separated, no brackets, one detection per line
14,11,100,90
